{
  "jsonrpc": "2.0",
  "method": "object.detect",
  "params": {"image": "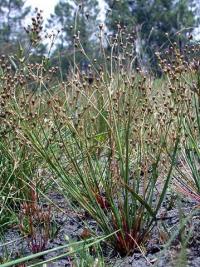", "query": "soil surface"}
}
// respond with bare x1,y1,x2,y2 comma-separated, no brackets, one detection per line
0,190,199,267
